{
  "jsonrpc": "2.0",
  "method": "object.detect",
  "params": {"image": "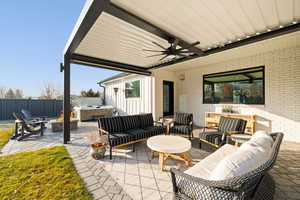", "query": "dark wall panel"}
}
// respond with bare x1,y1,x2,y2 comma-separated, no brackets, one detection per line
0,99,63,120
